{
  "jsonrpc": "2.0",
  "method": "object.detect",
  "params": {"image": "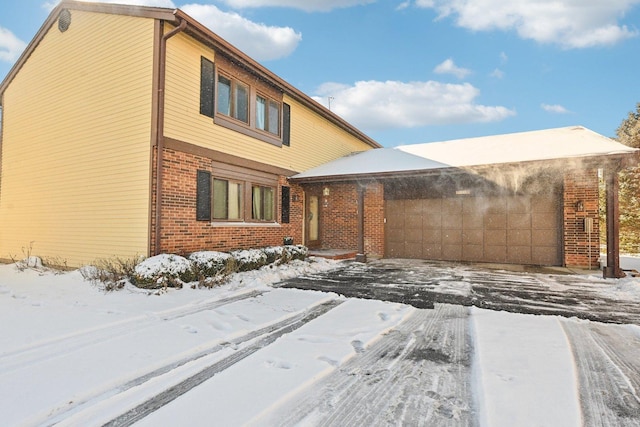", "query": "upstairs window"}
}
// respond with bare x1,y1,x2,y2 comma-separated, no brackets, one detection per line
256,95,280,136
217,75,249,124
